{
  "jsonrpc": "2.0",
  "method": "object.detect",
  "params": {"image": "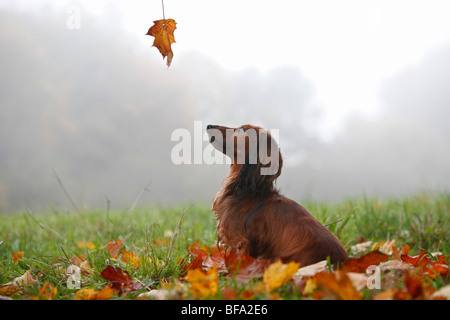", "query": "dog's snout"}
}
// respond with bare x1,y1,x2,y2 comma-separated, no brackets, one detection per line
207,124,216,130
